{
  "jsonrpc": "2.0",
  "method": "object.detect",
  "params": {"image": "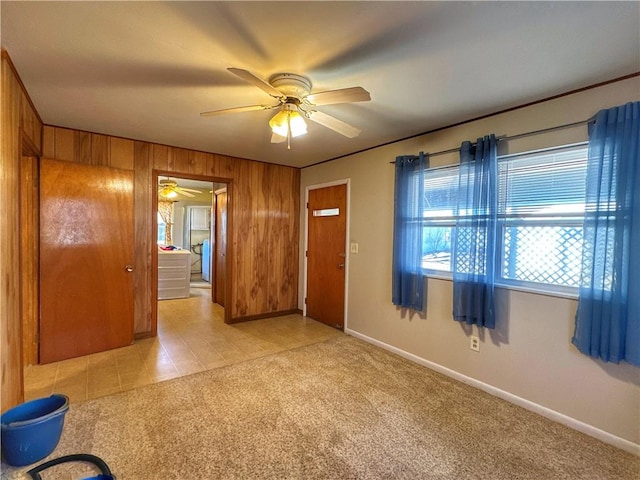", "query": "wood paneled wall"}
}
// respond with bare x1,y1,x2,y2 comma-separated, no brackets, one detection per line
2,48,298,409
1,51,43,410
42,126,300,334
